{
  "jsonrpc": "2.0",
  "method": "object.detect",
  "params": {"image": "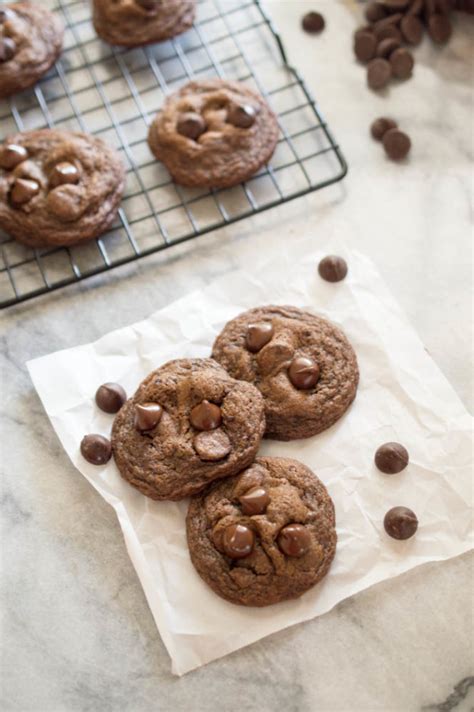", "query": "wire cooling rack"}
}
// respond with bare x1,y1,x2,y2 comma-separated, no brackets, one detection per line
0,0,347,308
